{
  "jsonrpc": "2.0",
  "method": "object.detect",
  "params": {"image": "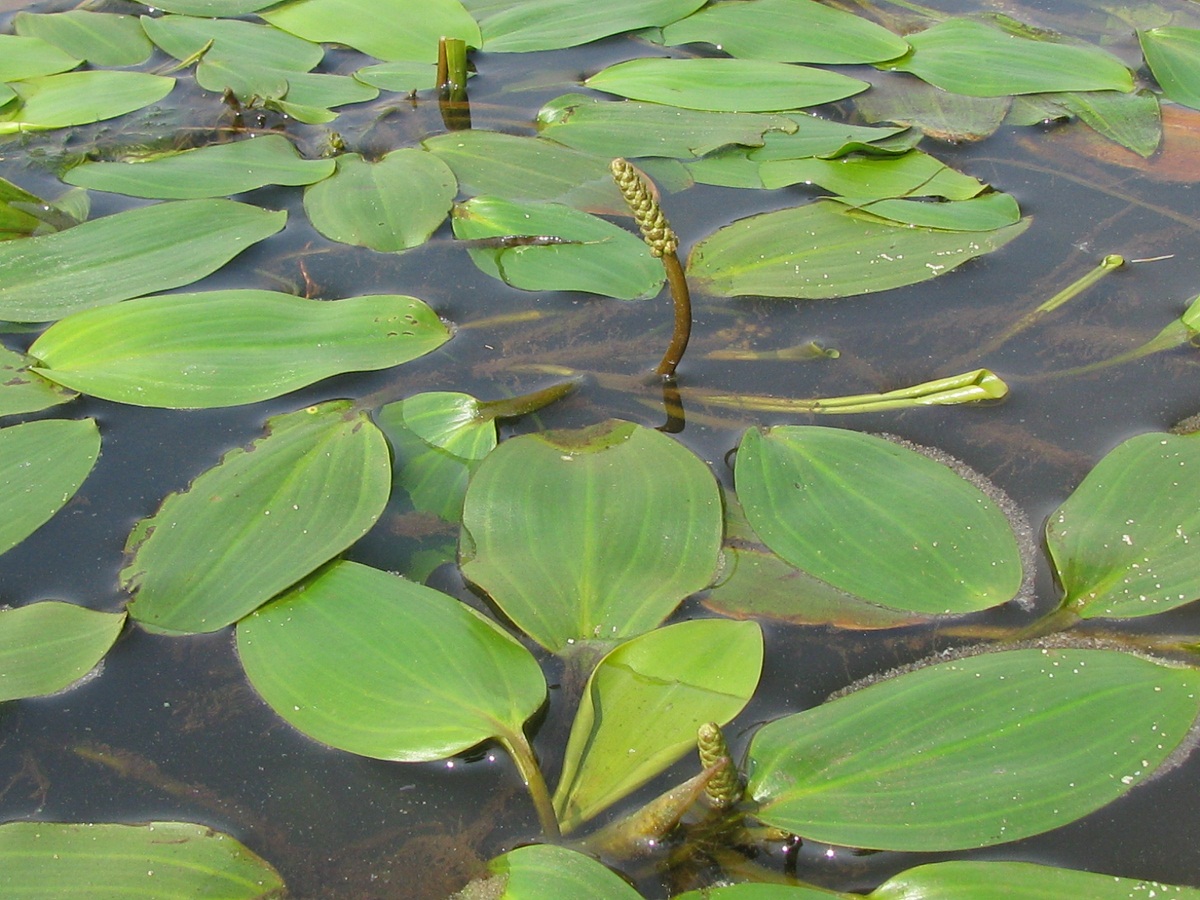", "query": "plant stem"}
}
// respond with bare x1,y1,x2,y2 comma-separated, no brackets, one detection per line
656,251,692,379
497,731,560,840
